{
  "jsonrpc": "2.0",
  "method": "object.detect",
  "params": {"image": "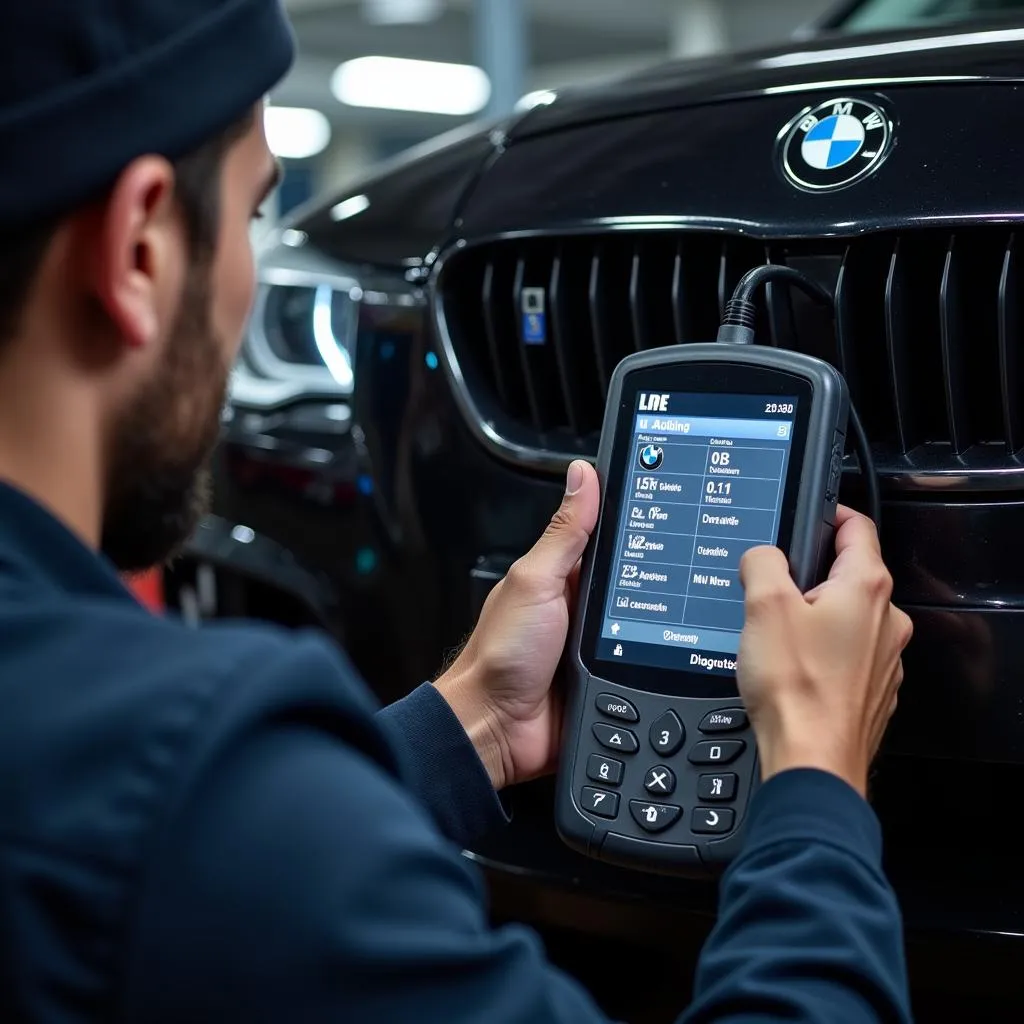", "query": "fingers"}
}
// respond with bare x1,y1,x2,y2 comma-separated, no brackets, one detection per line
739,545,801,611
518,461,600,583
825,509,890,598
832,505,881,561
893,606,914,650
